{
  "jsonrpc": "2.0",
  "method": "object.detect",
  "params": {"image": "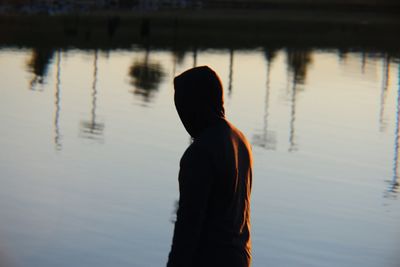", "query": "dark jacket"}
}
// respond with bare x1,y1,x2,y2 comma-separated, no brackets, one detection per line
167,66,253,267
